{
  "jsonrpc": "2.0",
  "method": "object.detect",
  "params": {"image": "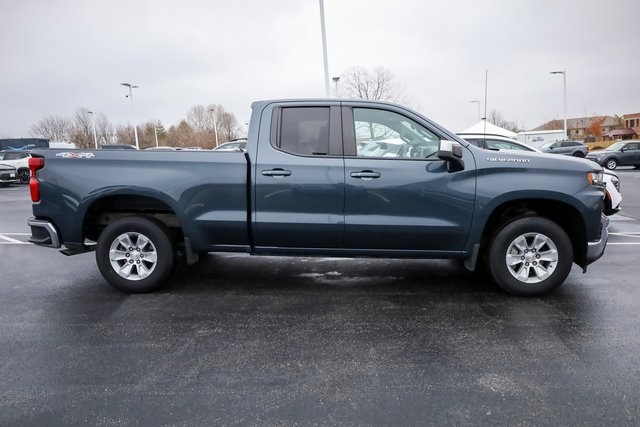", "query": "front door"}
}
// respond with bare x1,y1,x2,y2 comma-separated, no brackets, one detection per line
342,105,476,253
